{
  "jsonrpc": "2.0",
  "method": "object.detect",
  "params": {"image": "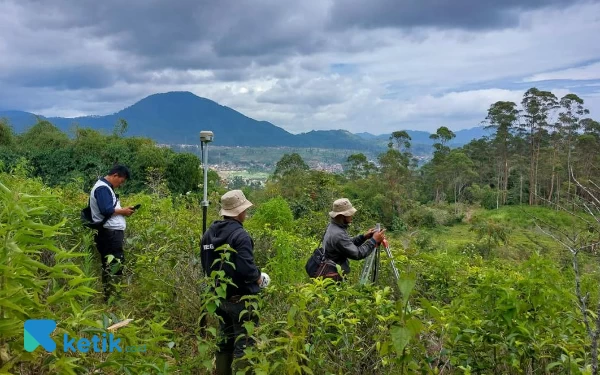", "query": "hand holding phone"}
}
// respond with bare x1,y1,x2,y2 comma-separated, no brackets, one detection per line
132,204,142,210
